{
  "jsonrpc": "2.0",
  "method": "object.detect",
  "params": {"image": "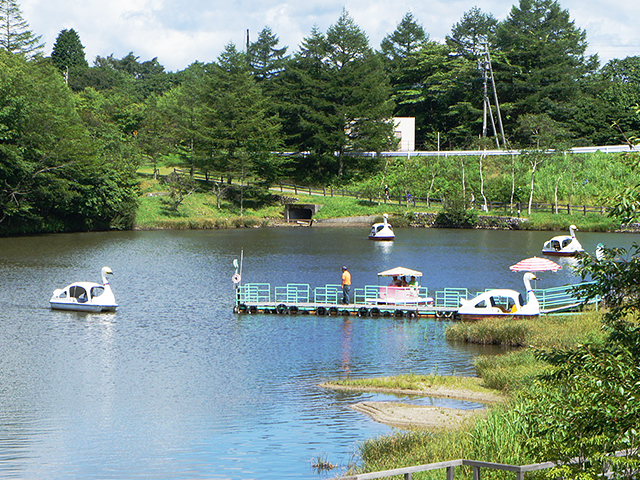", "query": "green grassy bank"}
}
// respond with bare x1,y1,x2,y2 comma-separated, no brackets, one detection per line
134,173,621,232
